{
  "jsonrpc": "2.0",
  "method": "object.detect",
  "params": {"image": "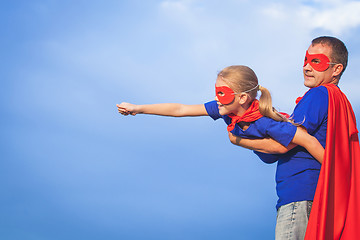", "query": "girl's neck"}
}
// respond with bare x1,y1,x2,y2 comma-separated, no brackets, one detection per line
235,100,254,131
